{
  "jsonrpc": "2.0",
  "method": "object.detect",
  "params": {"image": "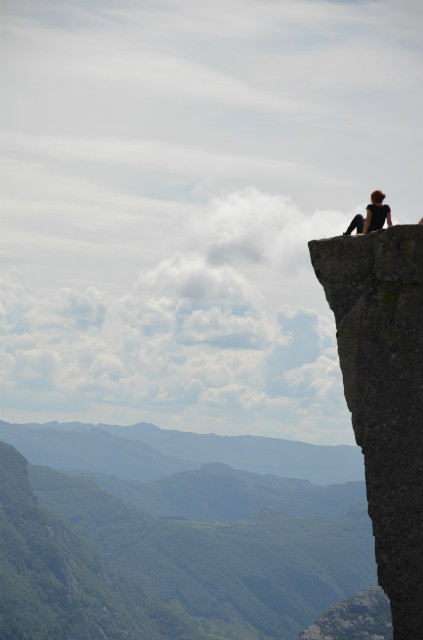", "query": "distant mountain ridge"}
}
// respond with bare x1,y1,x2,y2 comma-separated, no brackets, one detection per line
103,422,364,484
70,462,366,521
0,419,364,484
0,420,197,482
